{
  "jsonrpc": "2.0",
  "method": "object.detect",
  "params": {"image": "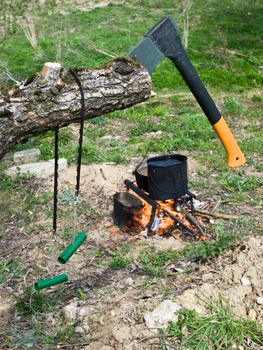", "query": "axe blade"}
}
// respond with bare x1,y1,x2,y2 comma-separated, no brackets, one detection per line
128,37,164,74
